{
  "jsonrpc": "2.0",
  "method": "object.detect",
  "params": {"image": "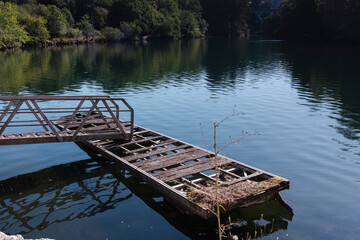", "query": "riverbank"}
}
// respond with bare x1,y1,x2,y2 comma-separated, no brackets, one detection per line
0,35,206,51
0,37,105,51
